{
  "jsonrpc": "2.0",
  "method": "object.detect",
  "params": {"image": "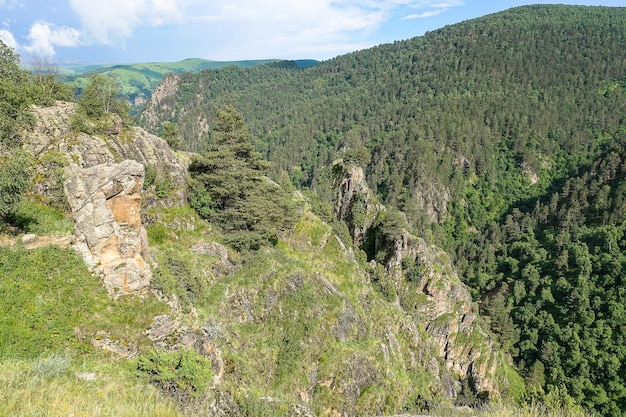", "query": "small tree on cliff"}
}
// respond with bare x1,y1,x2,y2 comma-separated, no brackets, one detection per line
72,73,130,133
189,105,296,250
0,40,31,149
78,73,126,118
